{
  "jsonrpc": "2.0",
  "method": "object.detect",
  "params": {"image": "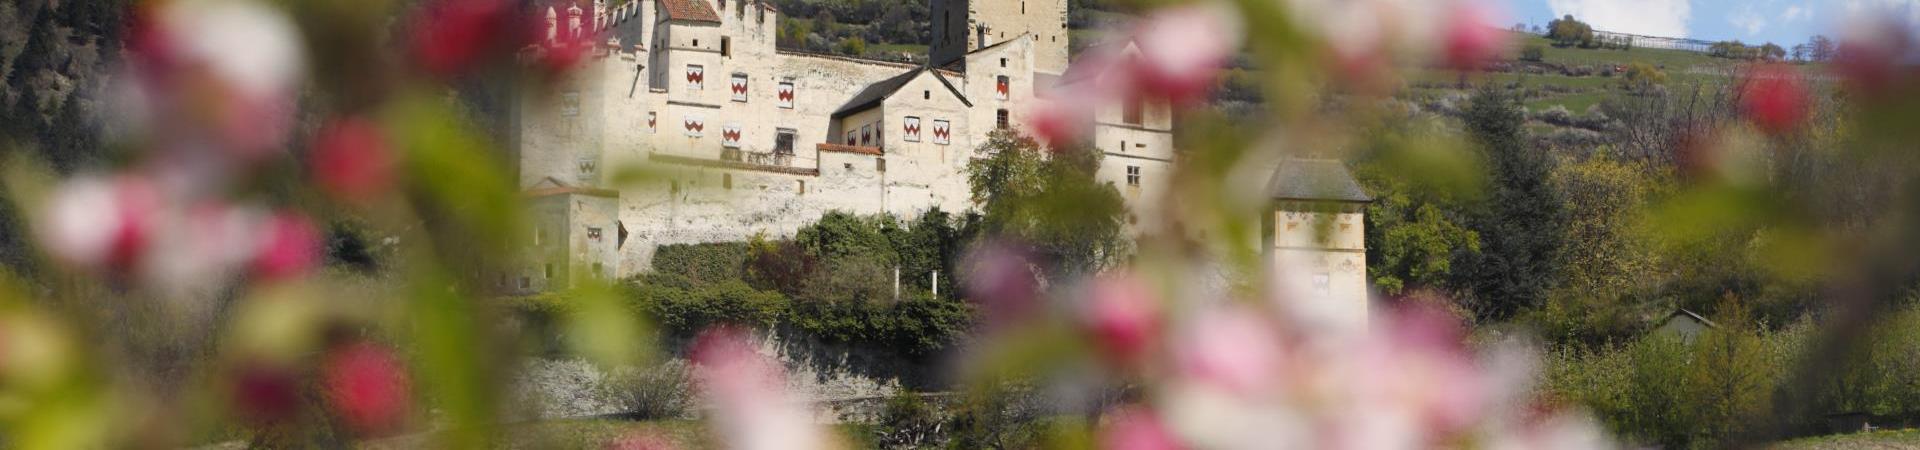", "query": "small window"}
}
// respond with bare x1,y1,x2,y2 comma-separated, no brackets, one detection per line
1313,273,1331,297
723,173,732,189
1120,140,1127,152
797,180,806,195
1126,166,1141,186
587,227,603,241
534,225,546,246
775,129,796,155
561,91,581,116
693,39,699,47
721,37,731,57
1022,1,1026,13
1000,58,1007,68
545,263,555,279
996,76,1010,100
924,90,931,100
1123,96,1143,125
877,158,887,172
996,109,1009,129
